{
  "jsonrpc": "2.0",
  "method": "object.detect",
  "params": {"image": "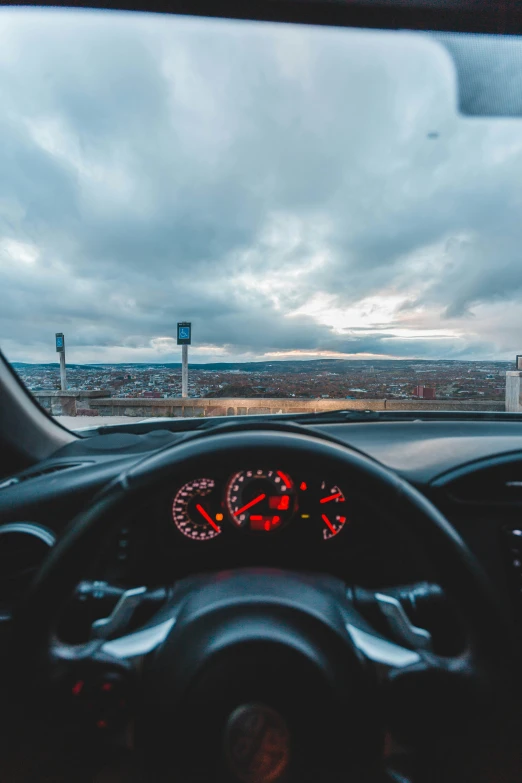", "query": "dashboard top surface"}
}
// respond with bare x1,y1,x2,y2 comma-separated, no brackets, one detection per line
315,420,522,483
2,419,522,525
